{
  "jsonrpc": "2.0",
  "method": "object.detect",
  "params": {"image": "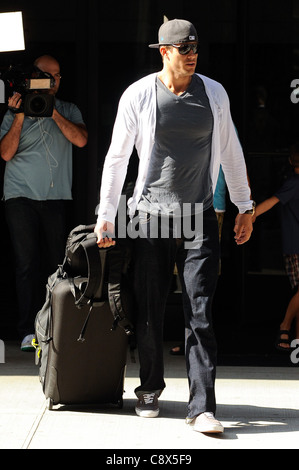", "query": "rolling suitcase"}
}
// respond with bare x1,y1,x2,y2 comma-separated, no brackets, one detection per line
34,225,134,410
